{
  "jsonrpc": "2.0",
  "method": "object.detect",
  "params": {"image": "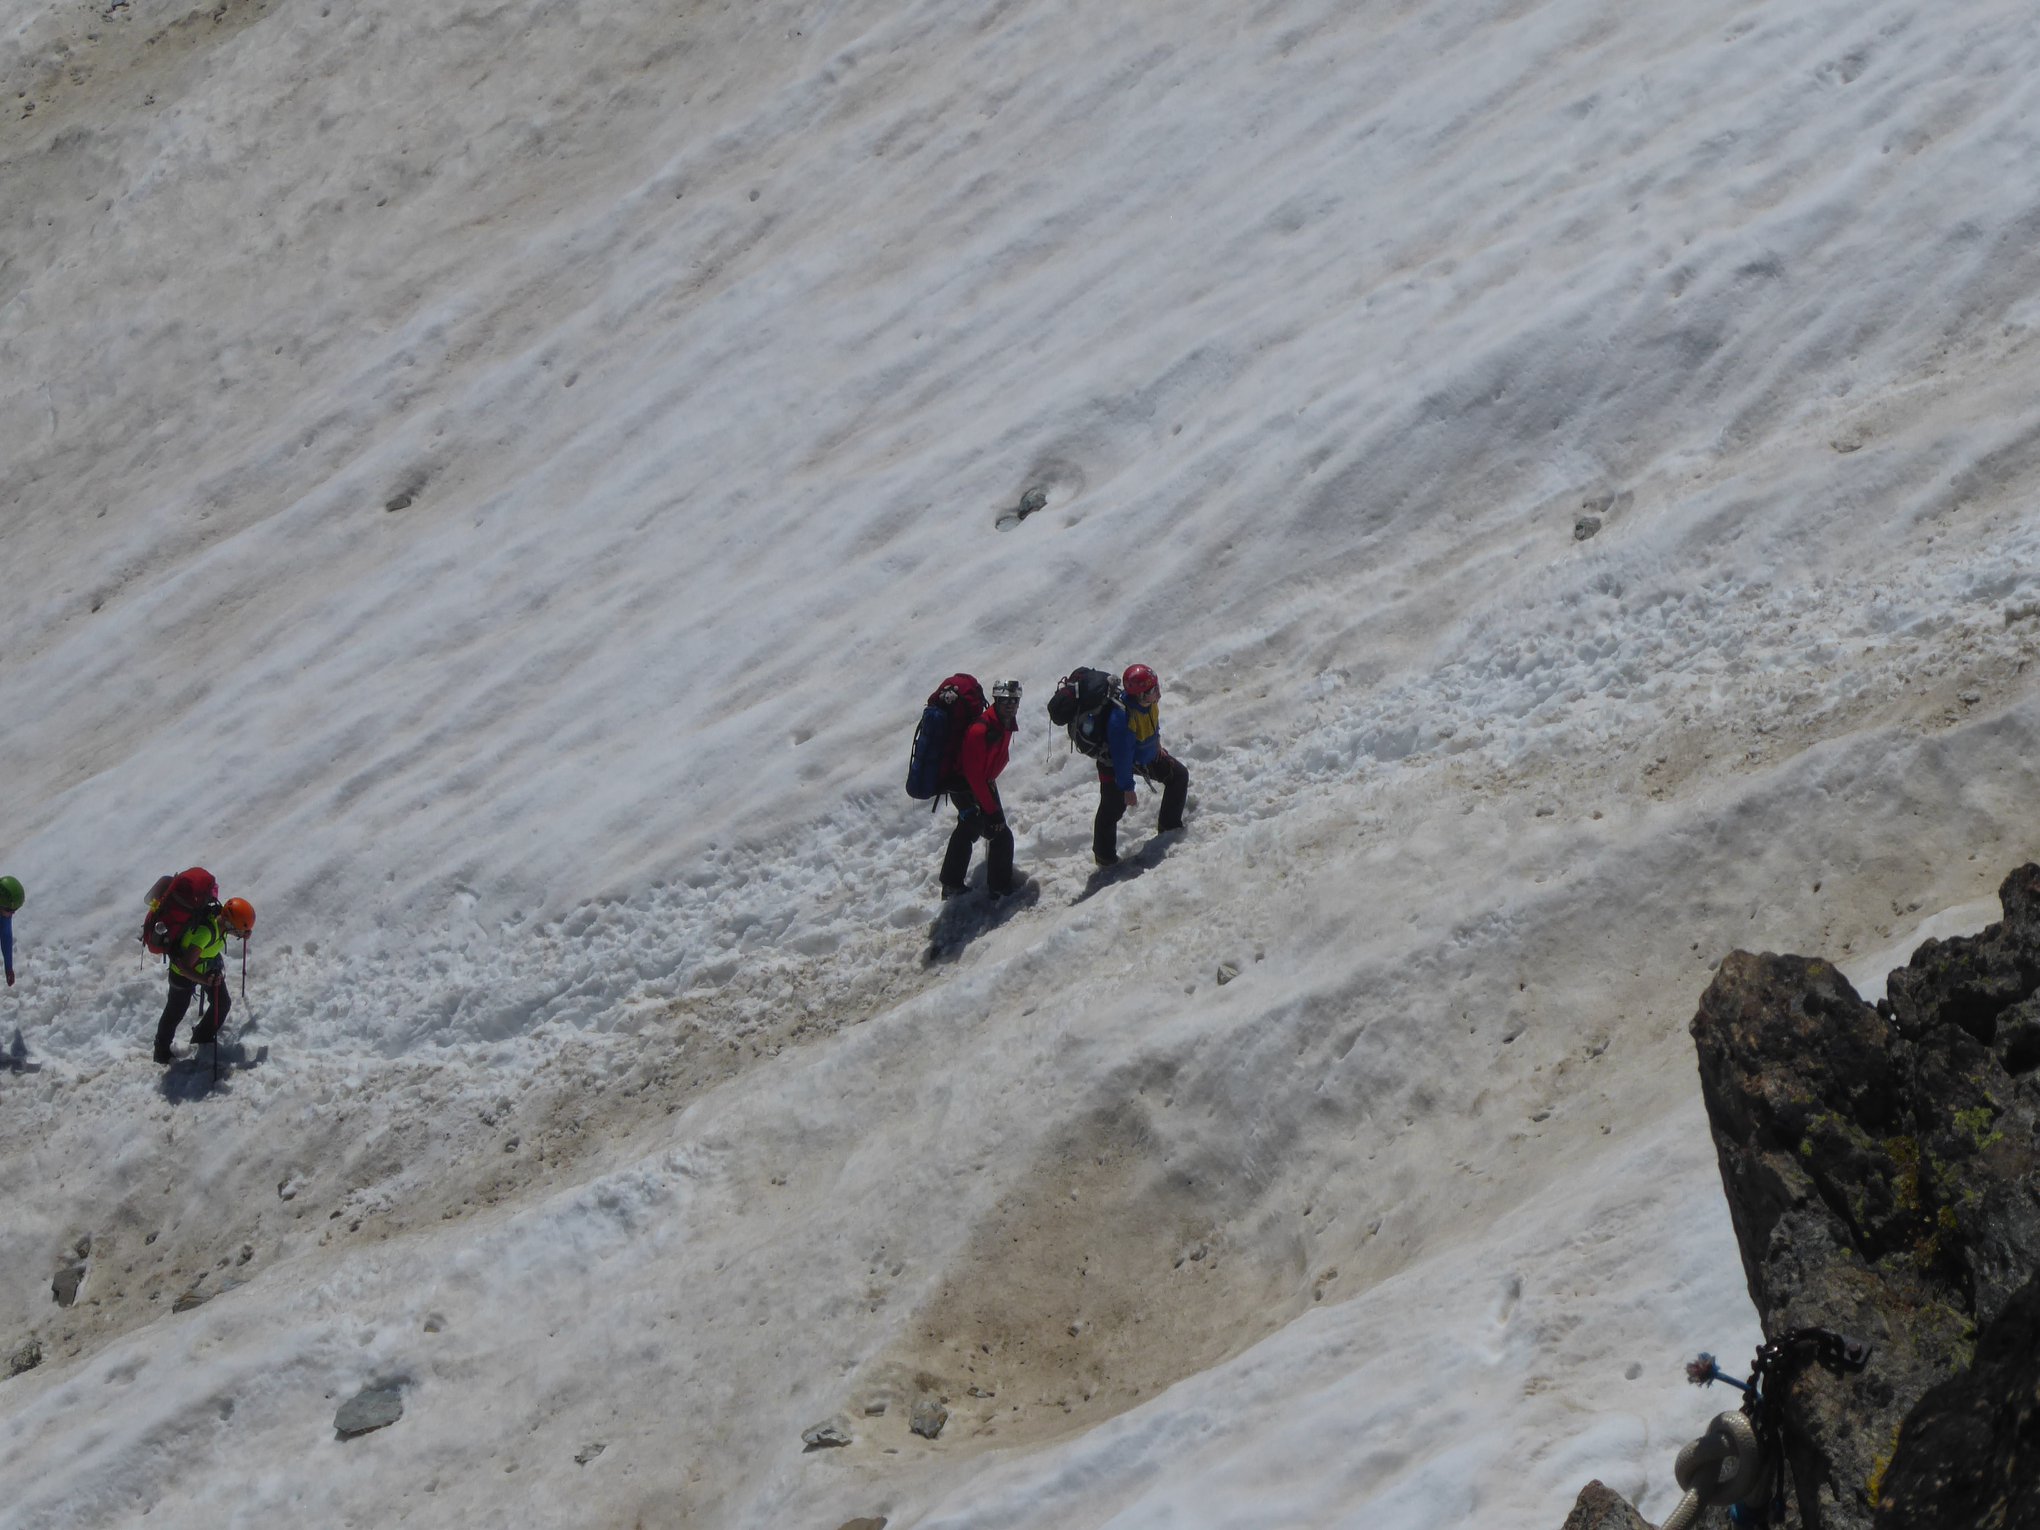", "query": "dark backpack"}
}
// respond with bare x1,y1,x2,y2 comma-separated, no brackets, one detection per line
905,674,986,800
142,867,218,956
1046,667,1121,758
